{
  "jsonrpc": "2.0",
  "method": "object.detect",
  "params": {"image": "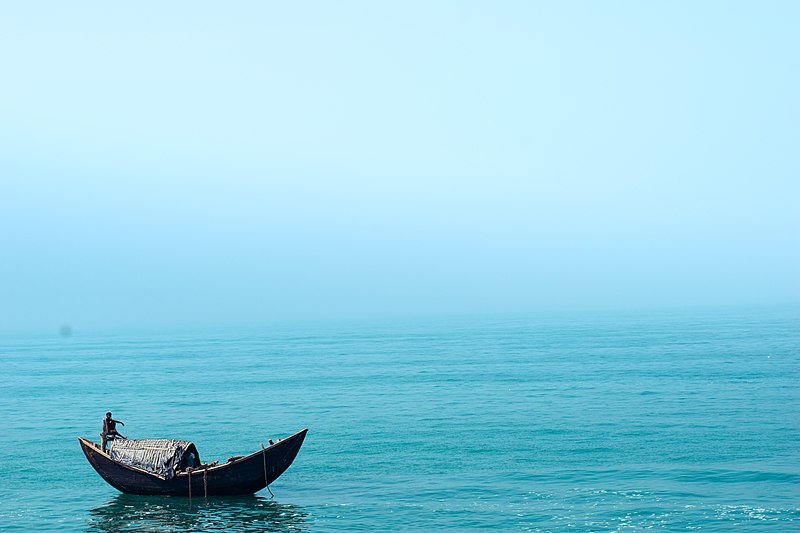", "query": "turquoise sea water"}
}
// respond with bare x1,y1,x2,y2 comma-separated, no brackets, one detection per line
1,307,799,531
